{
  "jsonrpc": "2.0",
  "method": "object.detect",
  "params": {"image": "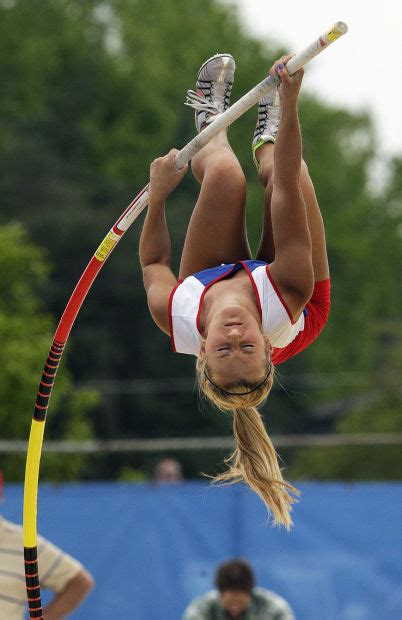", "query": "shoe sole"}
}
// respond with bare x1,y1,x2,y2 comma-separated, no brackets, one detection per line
197,53,235,82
